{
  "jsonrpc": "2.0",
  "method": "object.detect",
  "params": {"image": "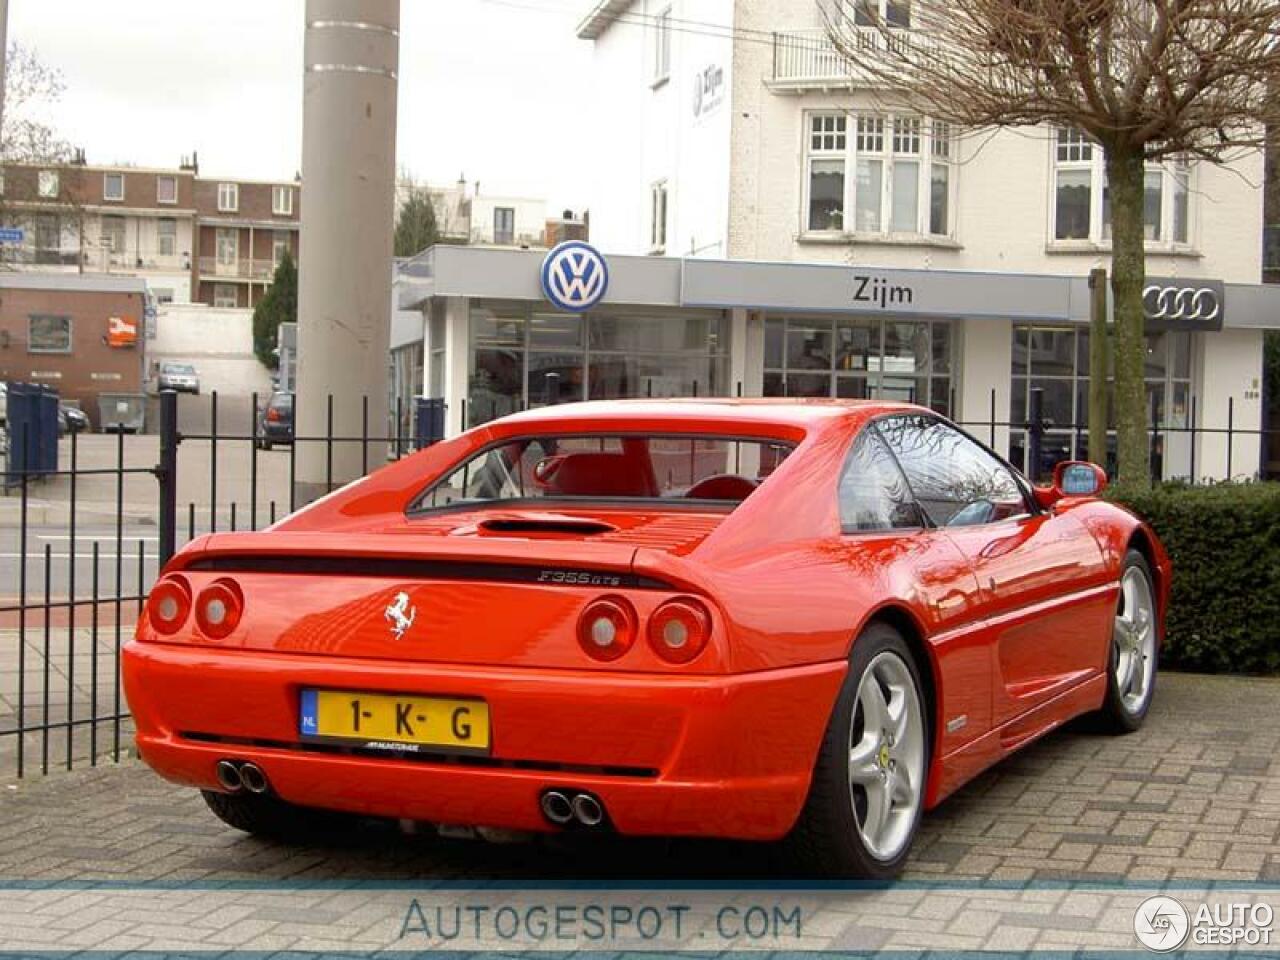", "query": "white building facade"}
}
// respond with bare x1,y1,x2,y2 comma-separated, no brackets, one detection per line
573,0,1275,480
